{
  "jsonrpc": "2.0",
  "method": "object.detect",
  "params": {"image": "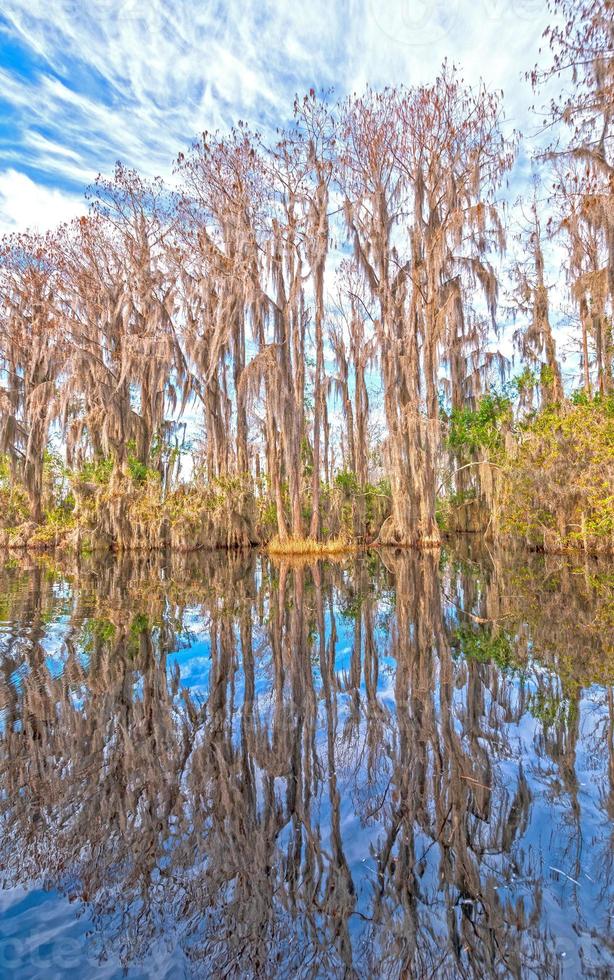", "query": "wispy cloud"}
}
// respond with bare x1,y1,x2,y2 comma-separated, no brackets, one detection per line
1,0,553,231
